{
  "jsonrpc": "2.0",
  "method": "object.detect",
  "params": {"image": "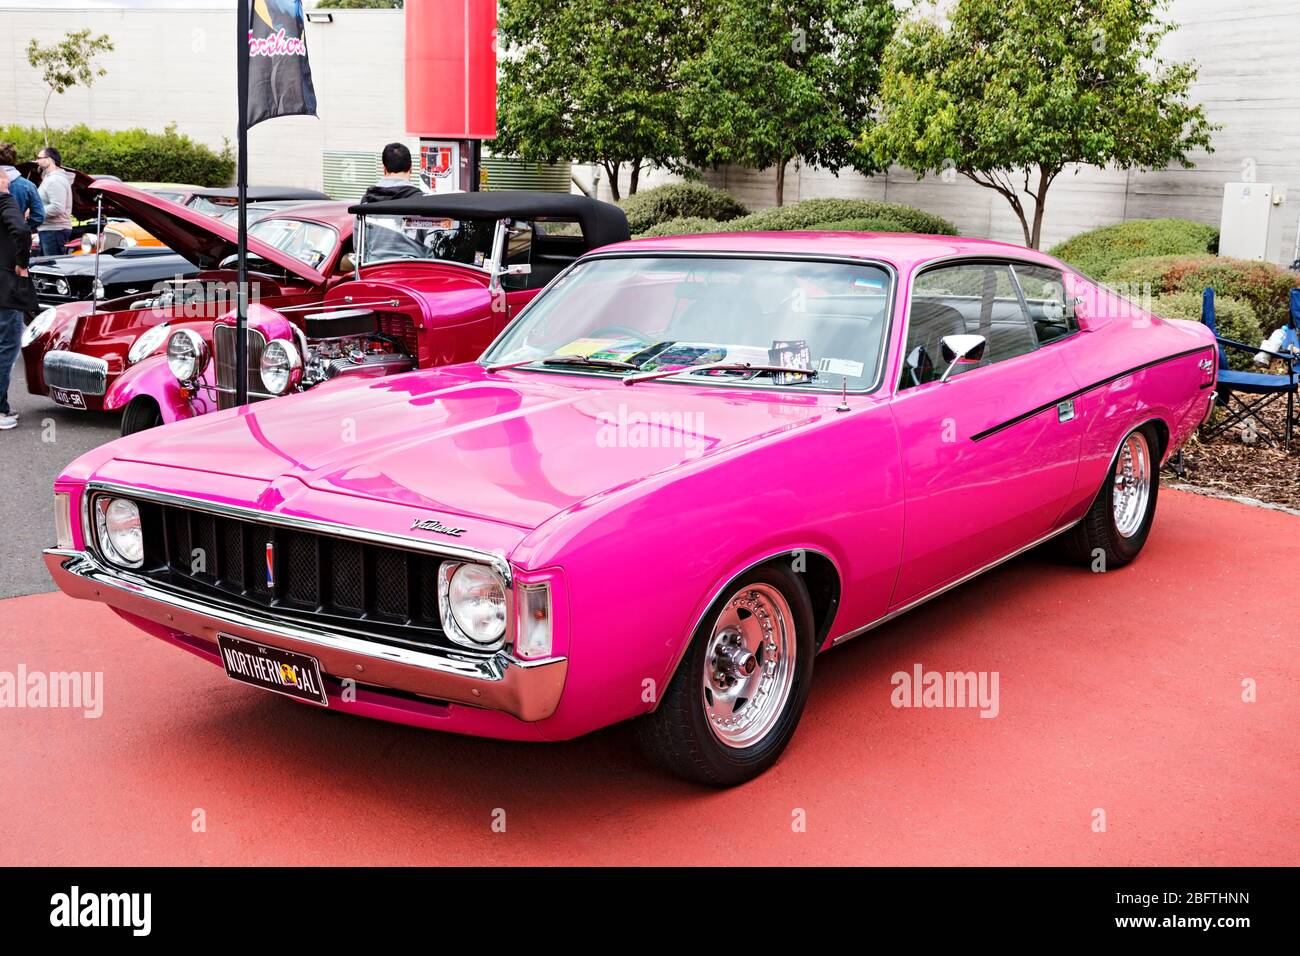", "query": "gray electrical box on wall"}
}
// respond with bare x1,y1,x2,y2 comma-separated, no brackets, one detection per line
1218,182,1287,262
